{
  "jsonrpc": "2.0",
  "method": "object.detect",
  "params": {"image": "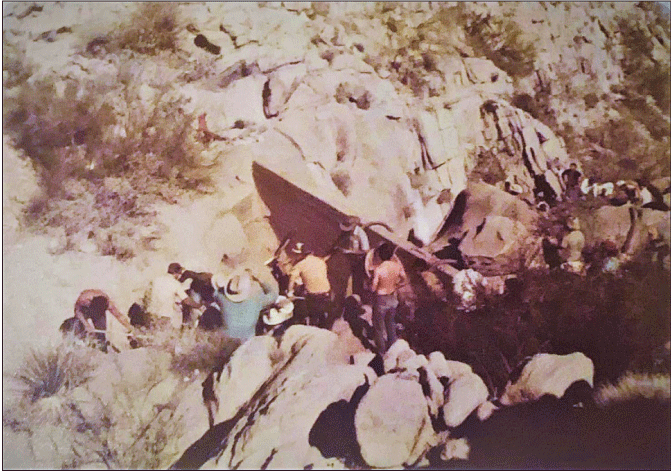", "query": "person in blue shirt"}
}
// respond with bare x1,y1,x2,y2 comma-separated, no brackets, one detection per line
212,268,279,341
